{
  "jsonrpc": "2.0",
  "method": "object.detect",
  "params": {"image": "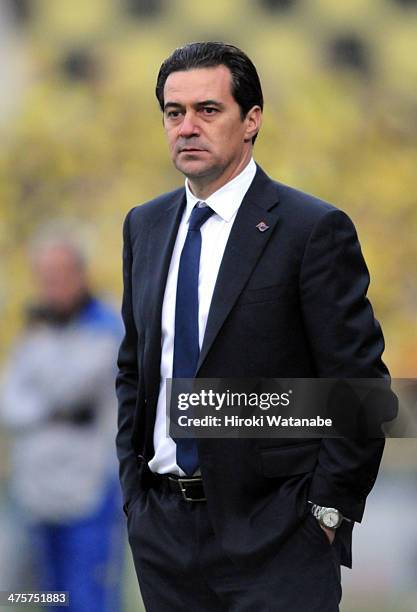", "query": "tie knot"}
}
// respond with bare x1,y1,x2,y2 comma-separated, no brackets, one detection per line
188,203,214,231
